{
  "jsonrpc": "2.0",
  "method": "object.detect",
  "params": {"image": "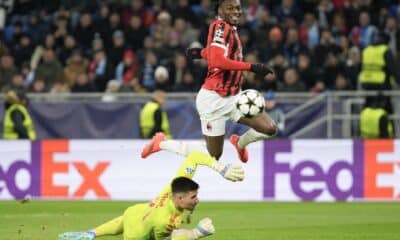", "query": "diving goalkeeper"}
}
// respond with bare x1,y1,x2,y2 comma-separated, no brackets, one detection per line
58,134,244,240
